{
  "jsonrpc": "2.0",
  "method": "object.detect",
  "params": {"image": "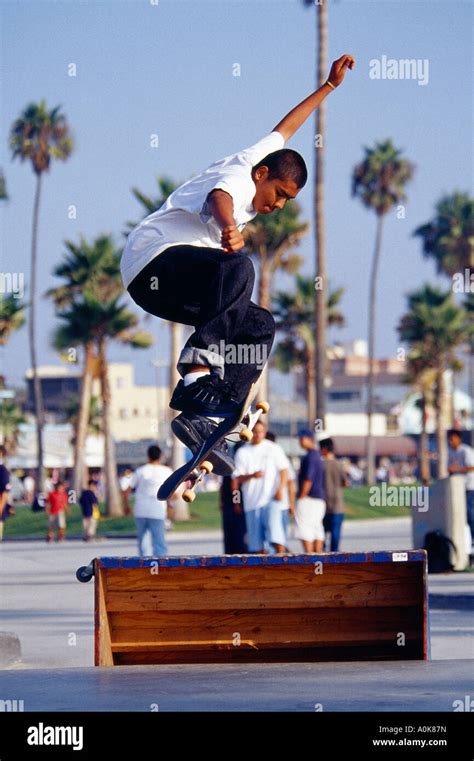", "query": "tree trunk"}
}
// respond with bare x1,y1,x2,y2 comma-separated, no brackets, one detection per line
72,342,95,499
98,337,123,516
314,1,328,429
307,344,317,428
435,367,448,479
257,260,271,406
419,391,430,485
30,173,45,493
366,214,385,485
